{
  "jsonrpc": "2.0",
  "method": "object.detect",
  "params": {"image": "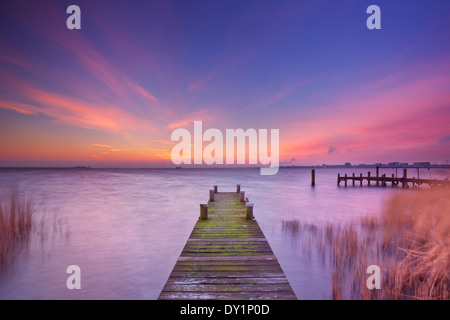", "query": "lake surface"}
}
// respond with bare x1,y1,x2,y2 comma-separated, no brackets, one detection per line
0,167,448,300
